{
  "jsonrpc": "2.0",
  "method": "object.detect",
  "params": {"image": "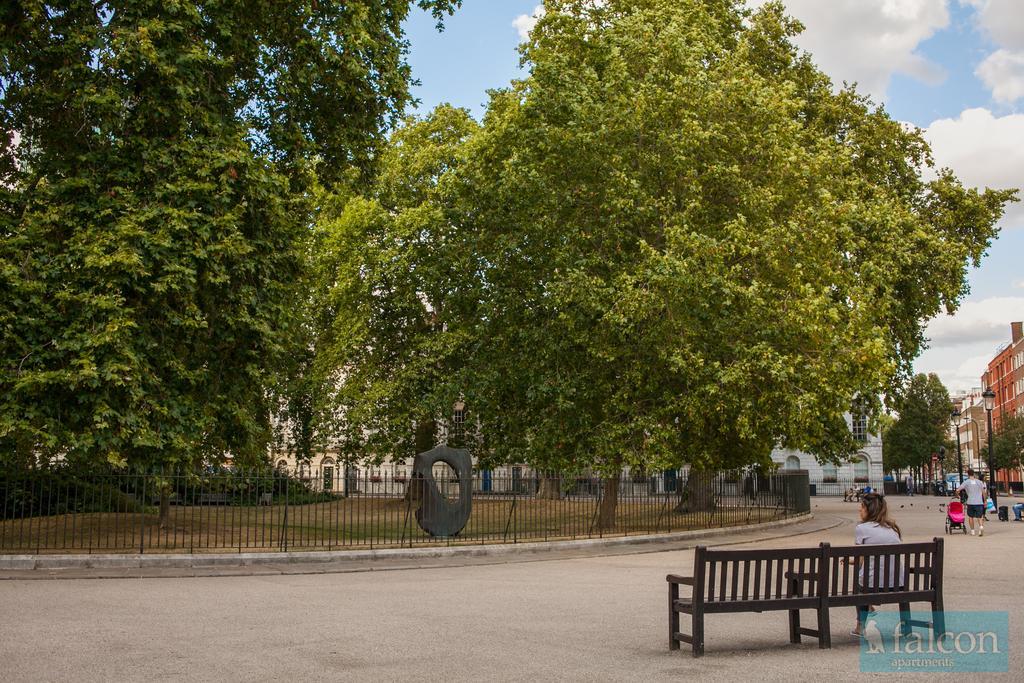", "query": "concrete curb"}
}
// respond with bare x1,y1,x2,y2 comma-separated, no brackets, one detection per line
0,513,814,572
